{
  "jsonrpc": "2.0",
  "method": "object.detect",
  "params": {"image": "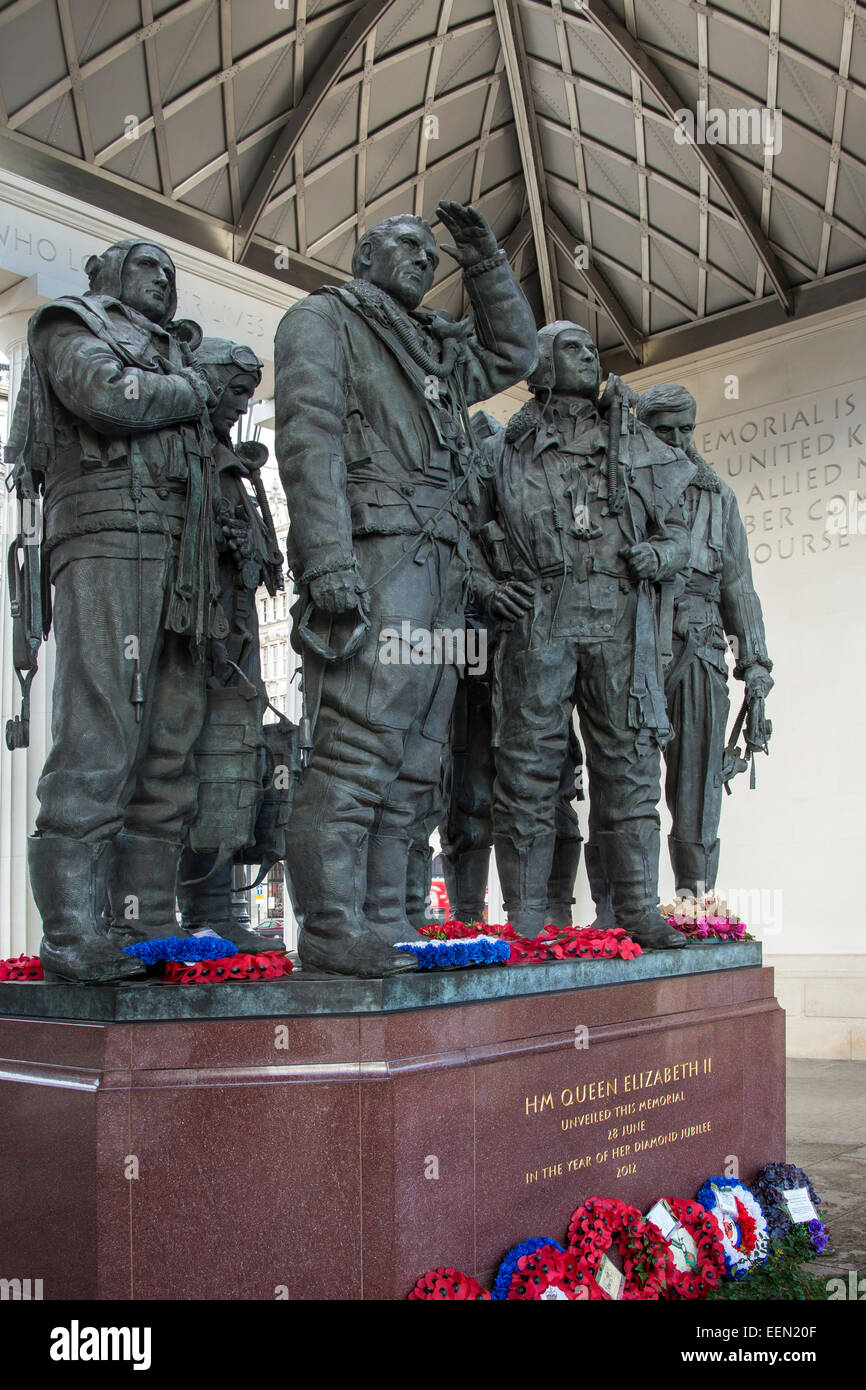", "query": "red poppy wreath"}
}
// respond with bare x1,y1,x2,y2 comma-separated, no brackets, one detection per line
645,1198,726,1299
408,1267,491,1300
568,1196,674,1300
